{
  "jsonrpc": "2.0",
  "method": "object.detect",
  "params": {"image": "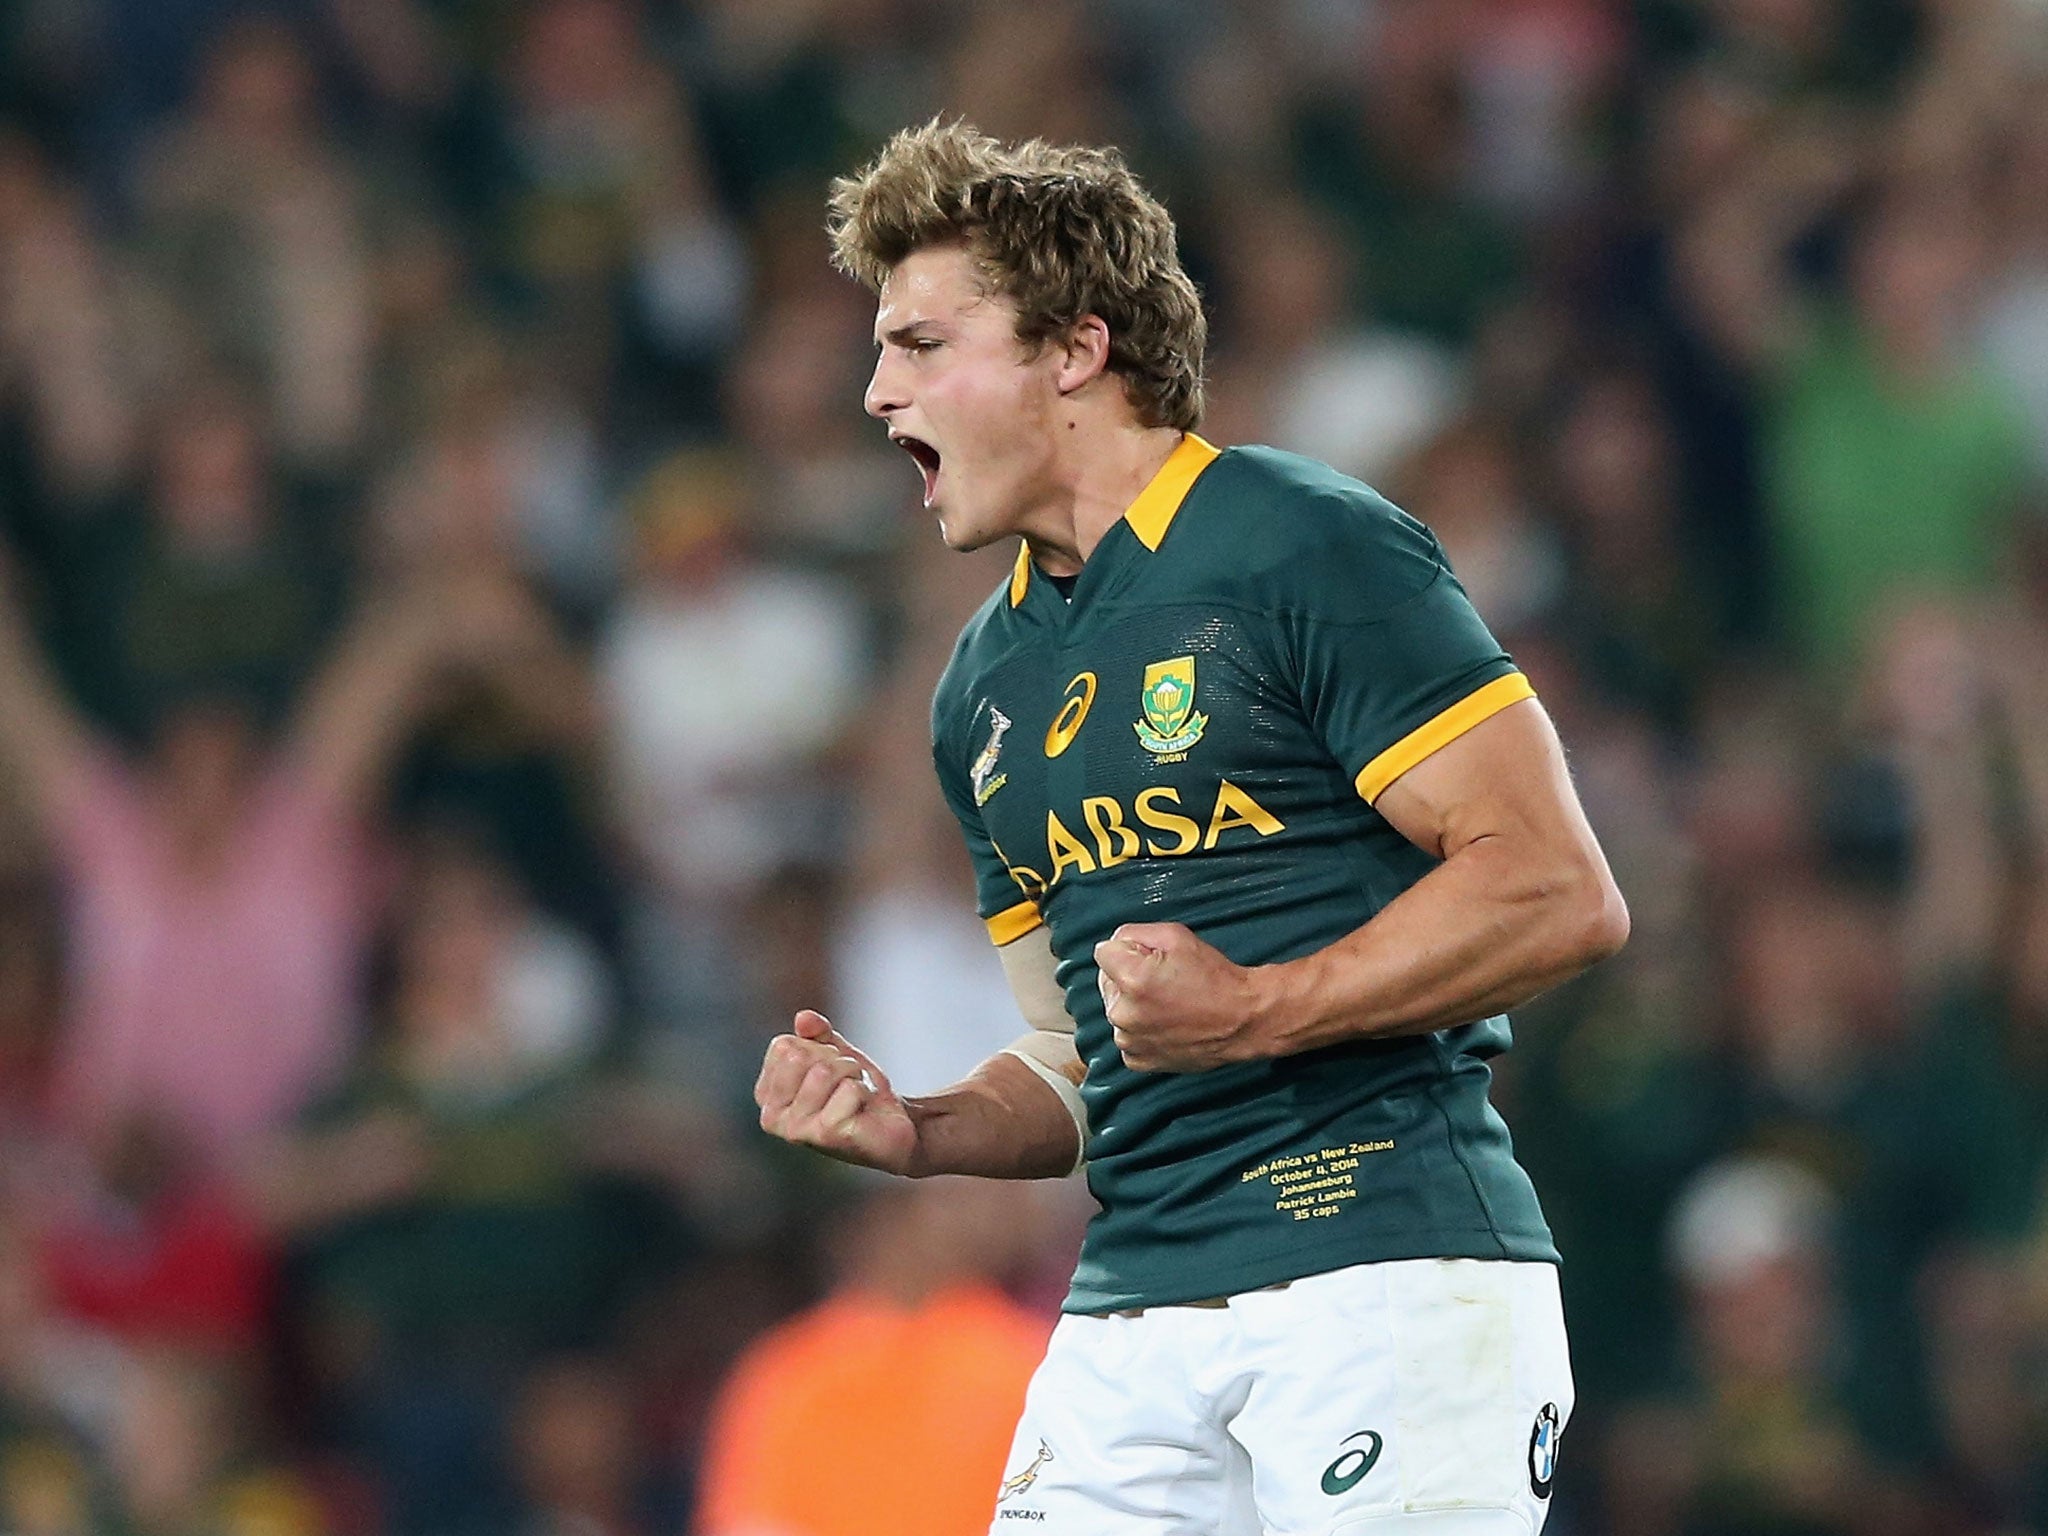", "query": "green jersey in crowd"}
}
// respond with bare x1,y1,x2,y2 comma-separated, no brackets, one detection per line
931,436,1559,1314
